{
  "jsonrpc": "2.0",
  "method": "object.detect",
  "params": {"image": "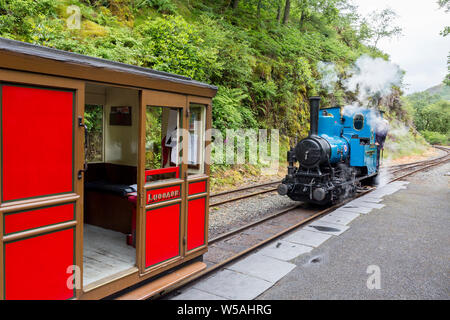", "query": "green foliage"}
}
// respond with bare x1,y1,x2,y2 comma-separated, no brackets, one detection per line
136,15,220,80
437,0,449,84
406,85,450,146
414,100,450,134
0,0,58,39
85,105,103,132
212,87,257,132
407,87,450,133
383,122,429,159
85,105,104,162
438,0,450,11
420,130,449,145
0,0,408,171
407,91,442,110
195,15,254,88
365,8,402,48
136,0,176,14
145,107,163,169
